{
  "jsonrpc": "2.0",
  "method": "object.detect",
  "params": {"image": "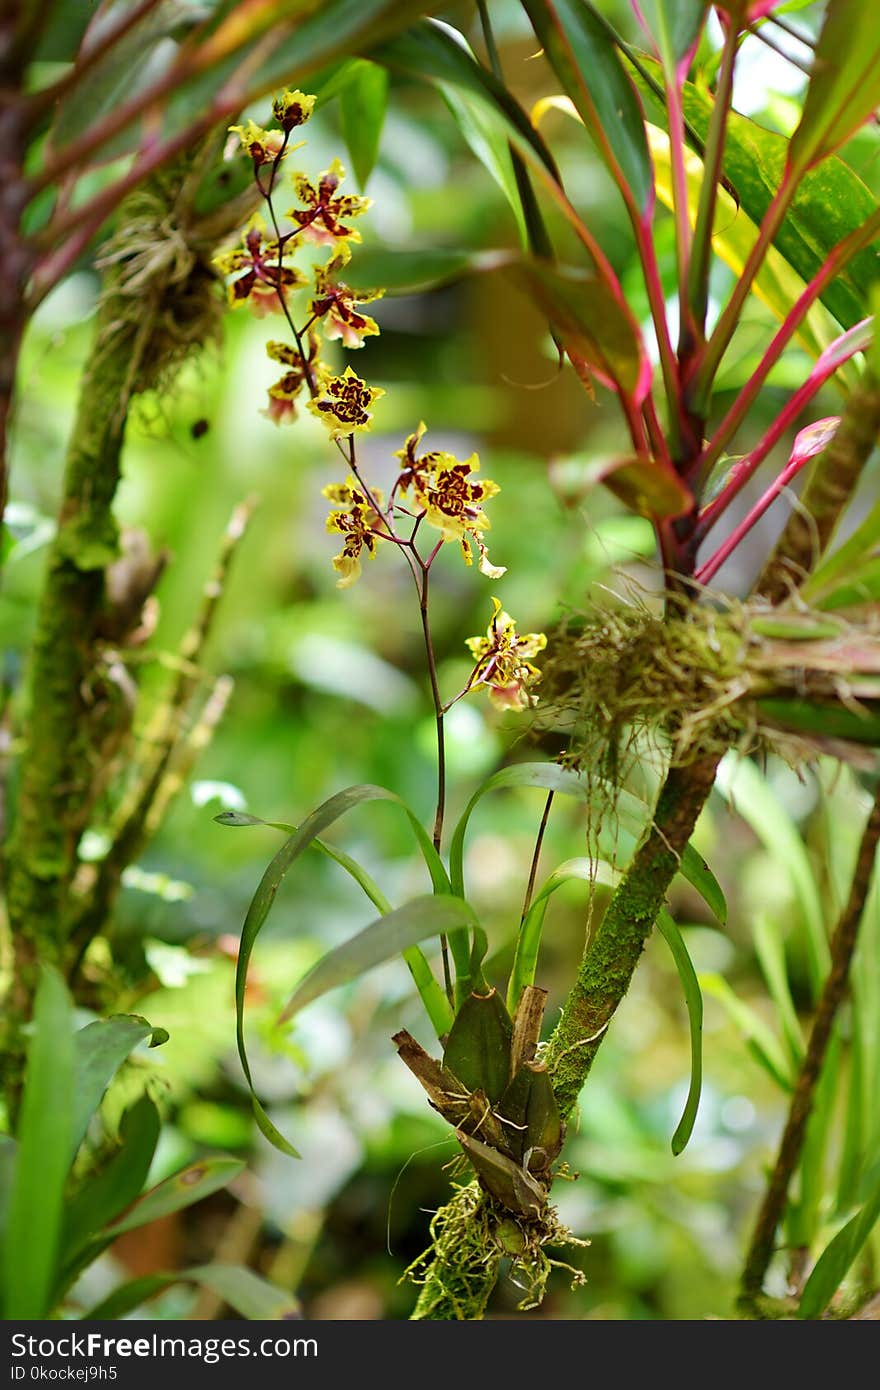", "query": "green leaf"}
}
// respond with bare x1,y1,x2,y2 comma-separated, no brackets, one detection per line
700,972,794,1092
442,988,513,1102
101,1157,245,1238
716,755,829,998
216,809,393,916
513,259,651,401
428,22,530,245
70,1015,164,1164
377,20,615,269
450,762,591,897
220,811,452,1036
656,910,703,1156
757,697,880,748
450,760,726,925
49,2,192,148
790,1031,841,1249
802,496,880,603
59,1097,161,1277
573,450,693,520
339,59,388,189
245,0,438,96
347,245,489,293
1,968,75,1319
279,893,476,1024
677,85,880,331
376,20,558,182
798,1167,880,1318
84,1262,299,1321
813,558,880,613
522,0,654,217
753,912,805,1071
789,0,880,174
634,0,707,75
508,858,617,1013
847,869,880,1203
646,122,850,368
228,785,454,1154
